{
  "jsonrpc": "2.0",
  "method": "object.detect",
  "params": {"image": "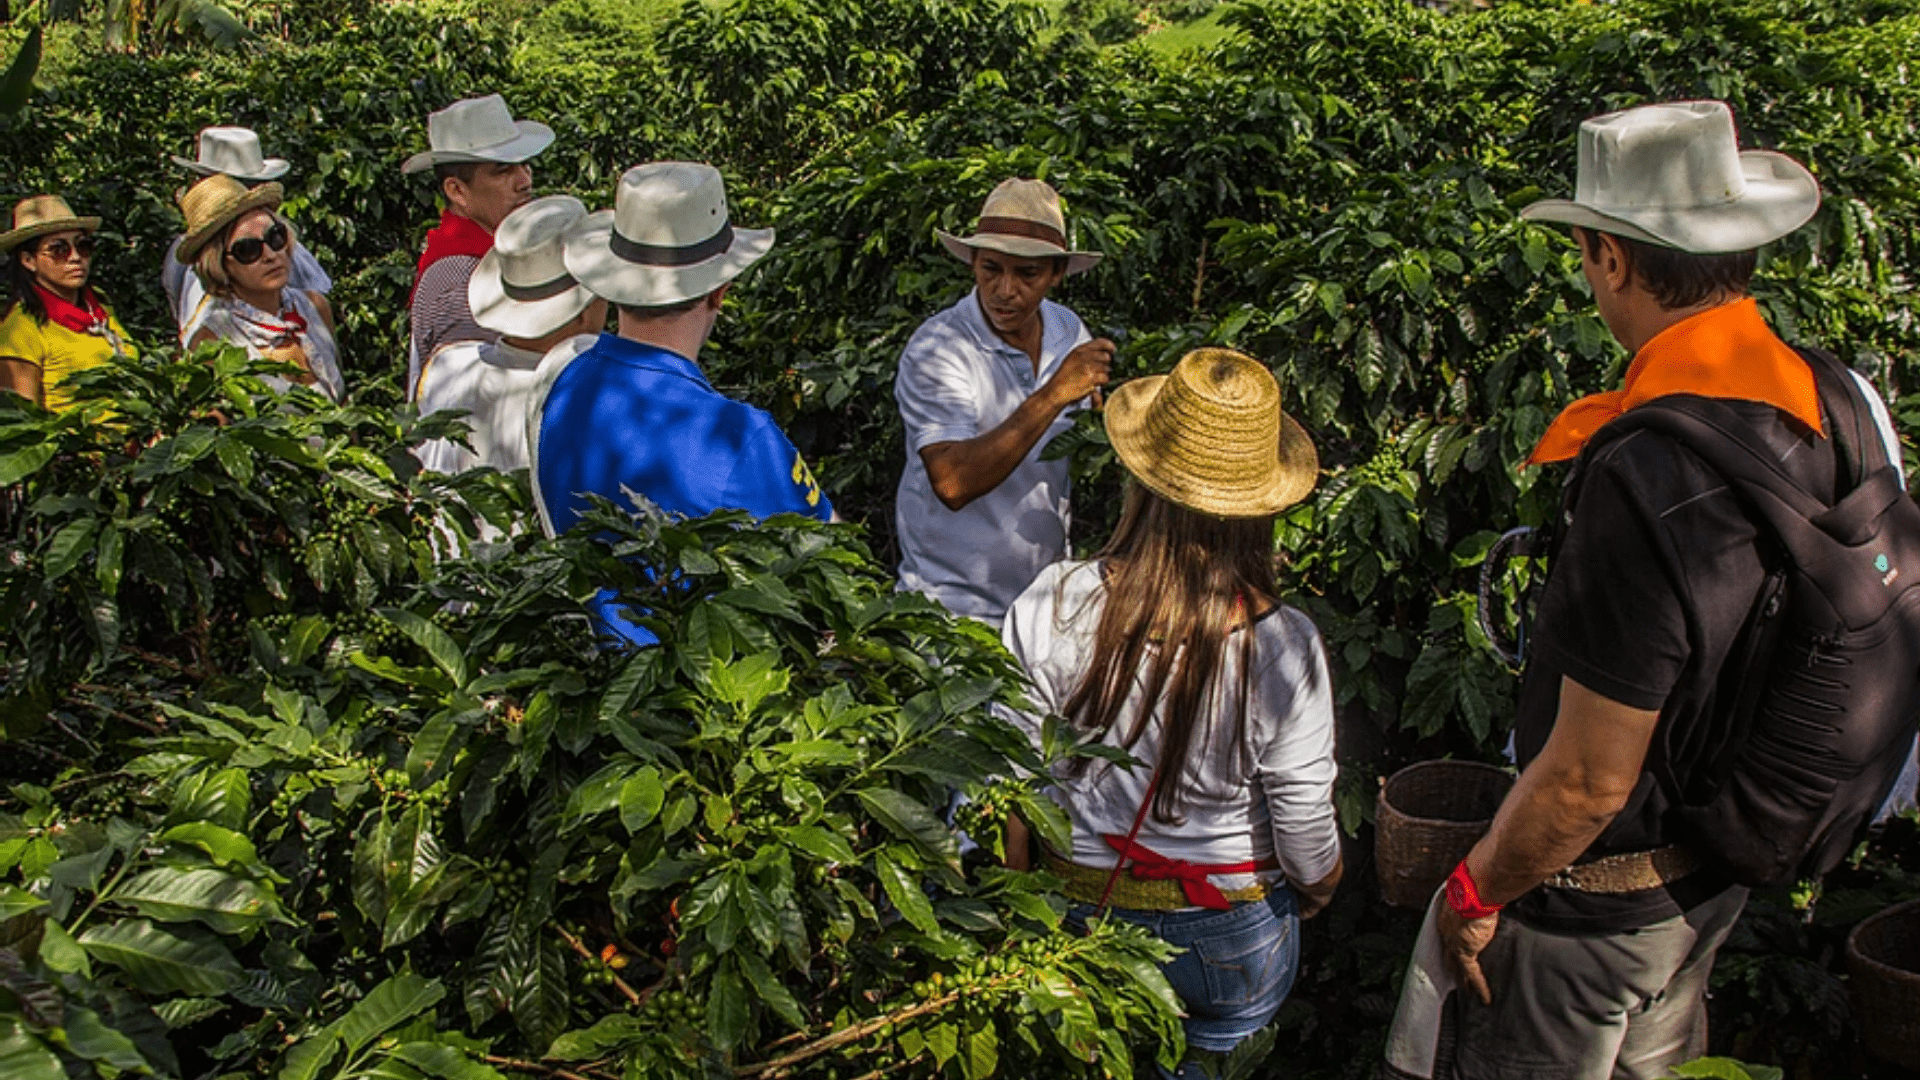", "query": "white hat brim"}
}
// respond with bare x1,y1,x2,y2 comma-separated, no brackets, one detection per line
468,247,598,340
1521,150,1821,254
401,121,556,175
172,155,290,181
936,229,1102,276
562,210,775,307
